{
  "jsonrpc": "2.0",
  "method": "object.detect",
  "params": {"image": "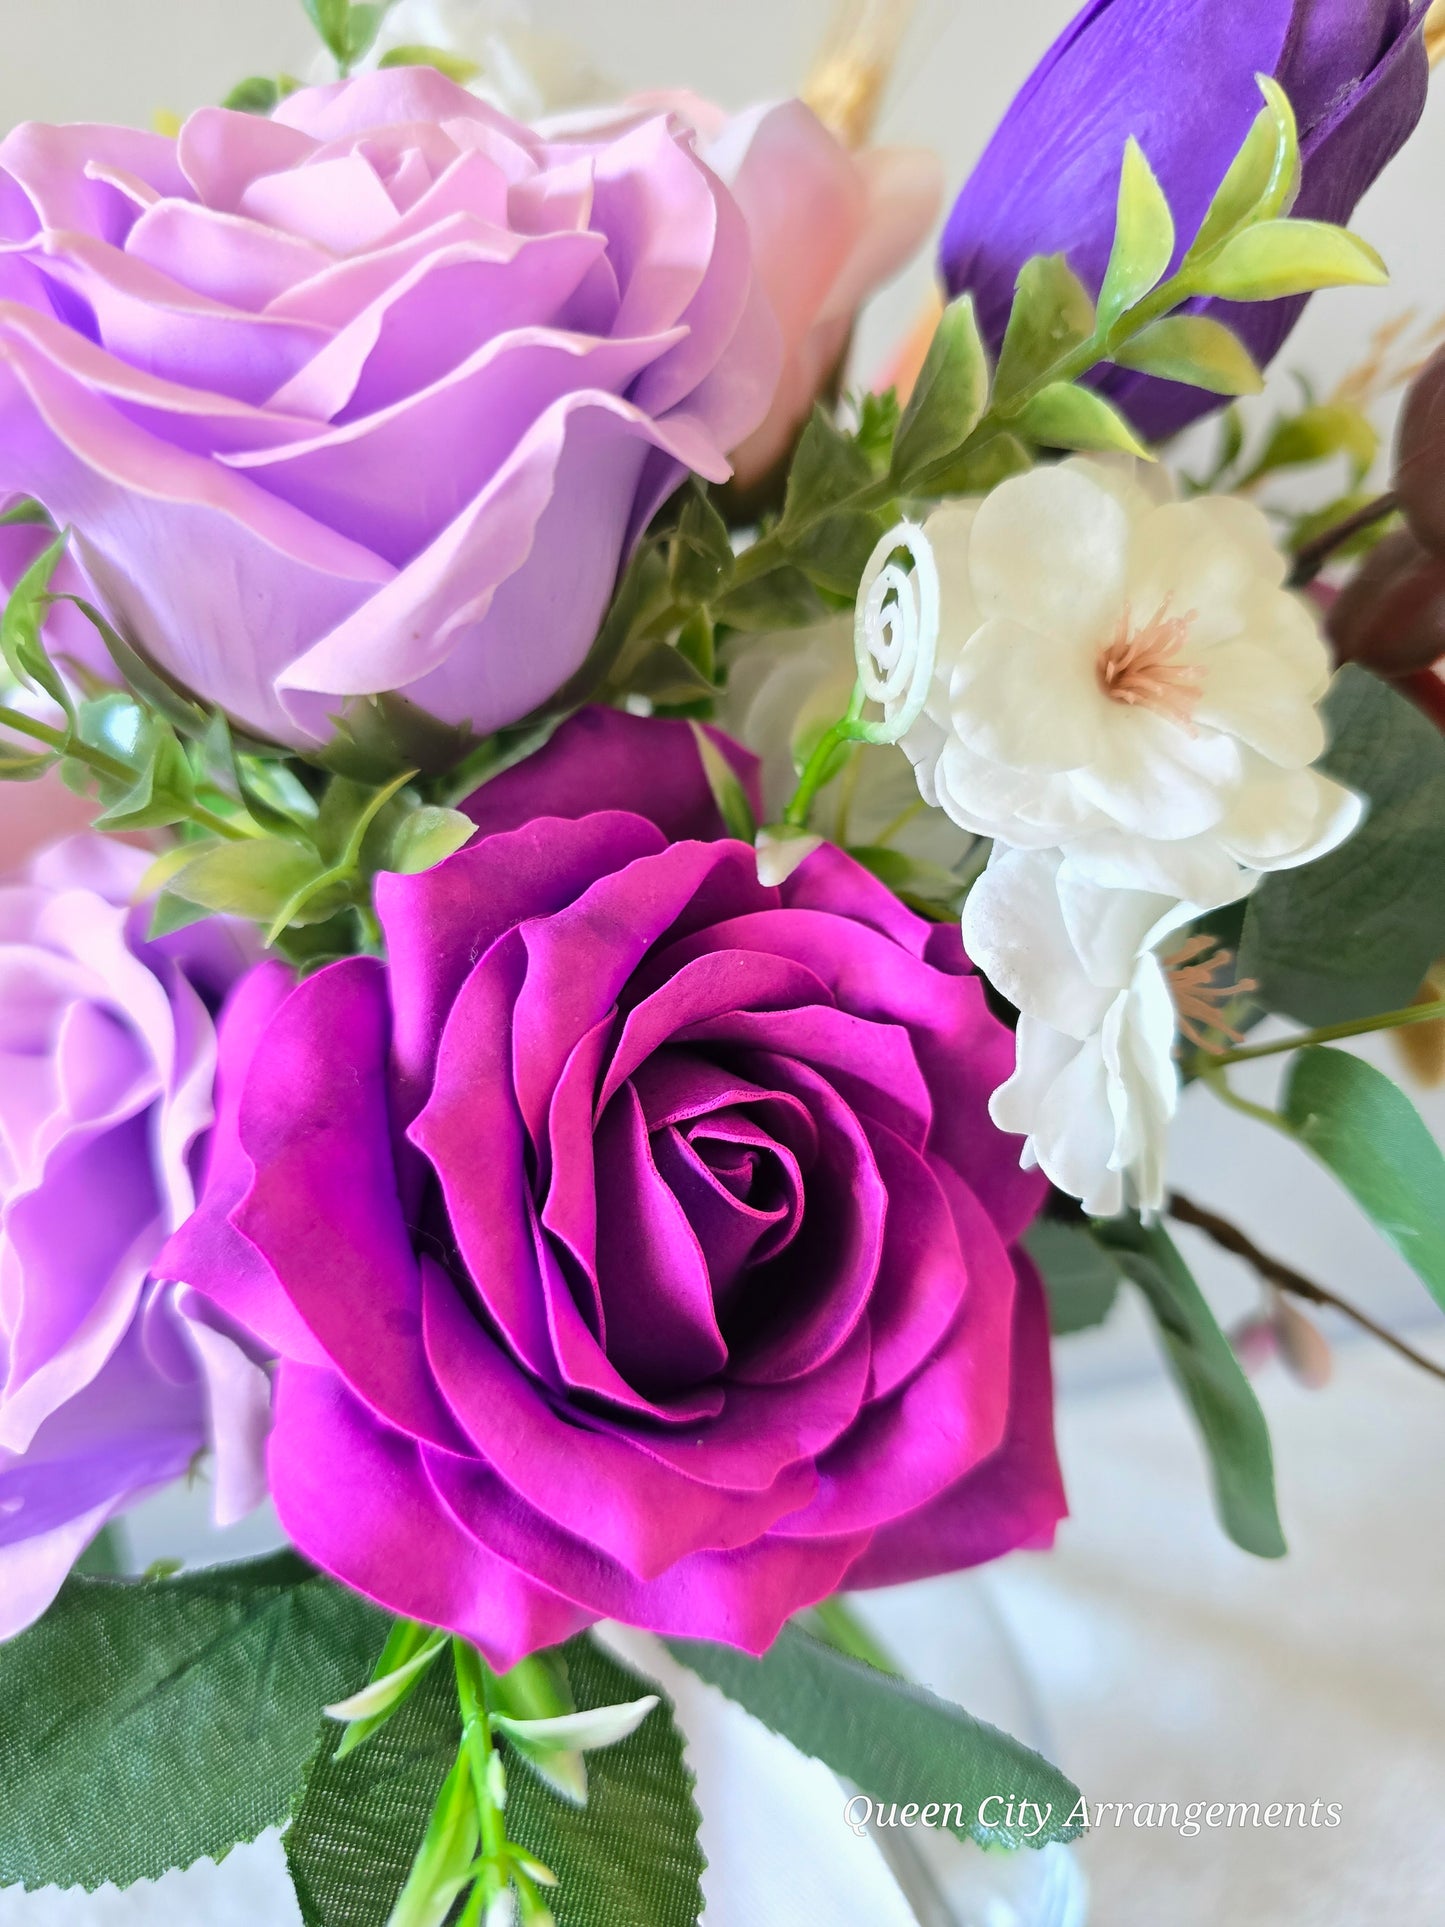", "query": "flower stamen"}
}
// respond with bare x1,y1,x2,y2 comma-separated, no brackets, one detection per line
1097,600,1203,726
1164,933,1257,1050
